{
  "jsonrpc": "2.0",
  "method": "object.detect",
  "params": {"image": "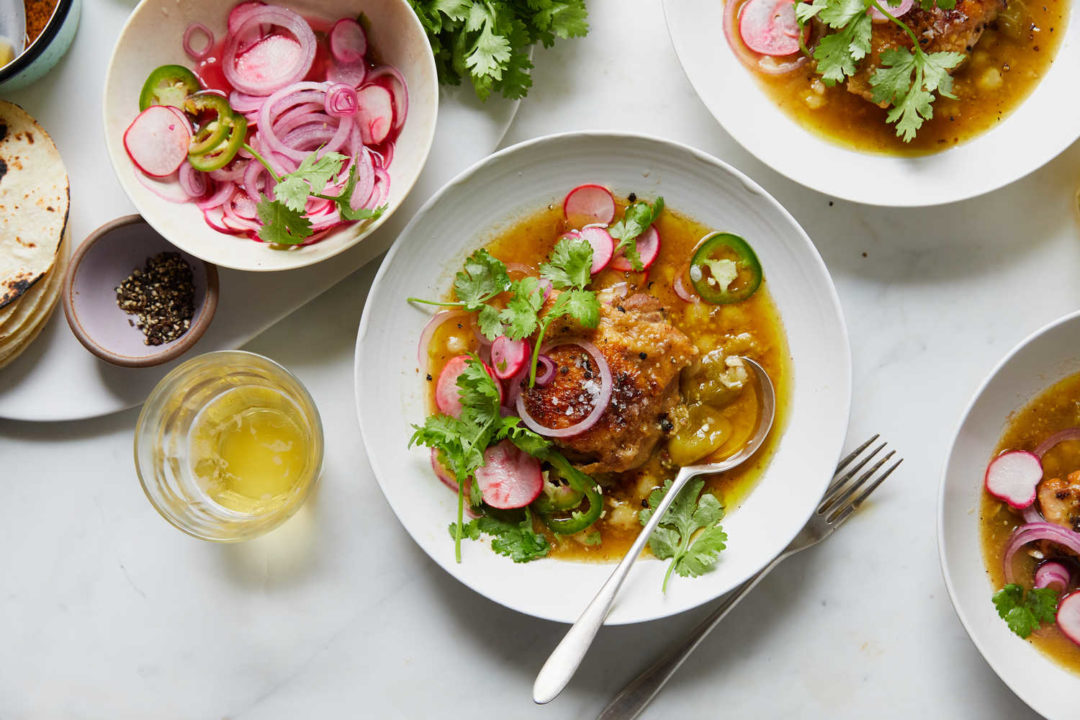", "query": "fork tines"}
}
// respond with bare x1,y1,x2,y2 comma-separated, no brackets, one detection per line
820,434,902,523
